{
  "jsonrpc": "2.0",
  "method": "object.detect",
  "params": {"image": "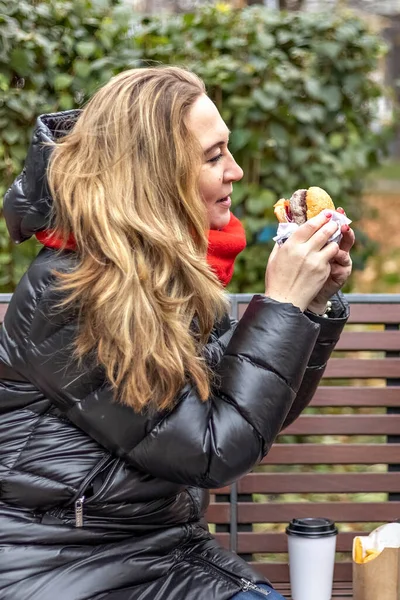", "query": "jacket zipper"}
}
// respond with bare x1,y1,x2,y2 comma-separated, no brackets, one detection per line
46,455,114,525
73,457,121,527
184,554,270,597
75,496,85,527
72,455,113,504
239,579,271,596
